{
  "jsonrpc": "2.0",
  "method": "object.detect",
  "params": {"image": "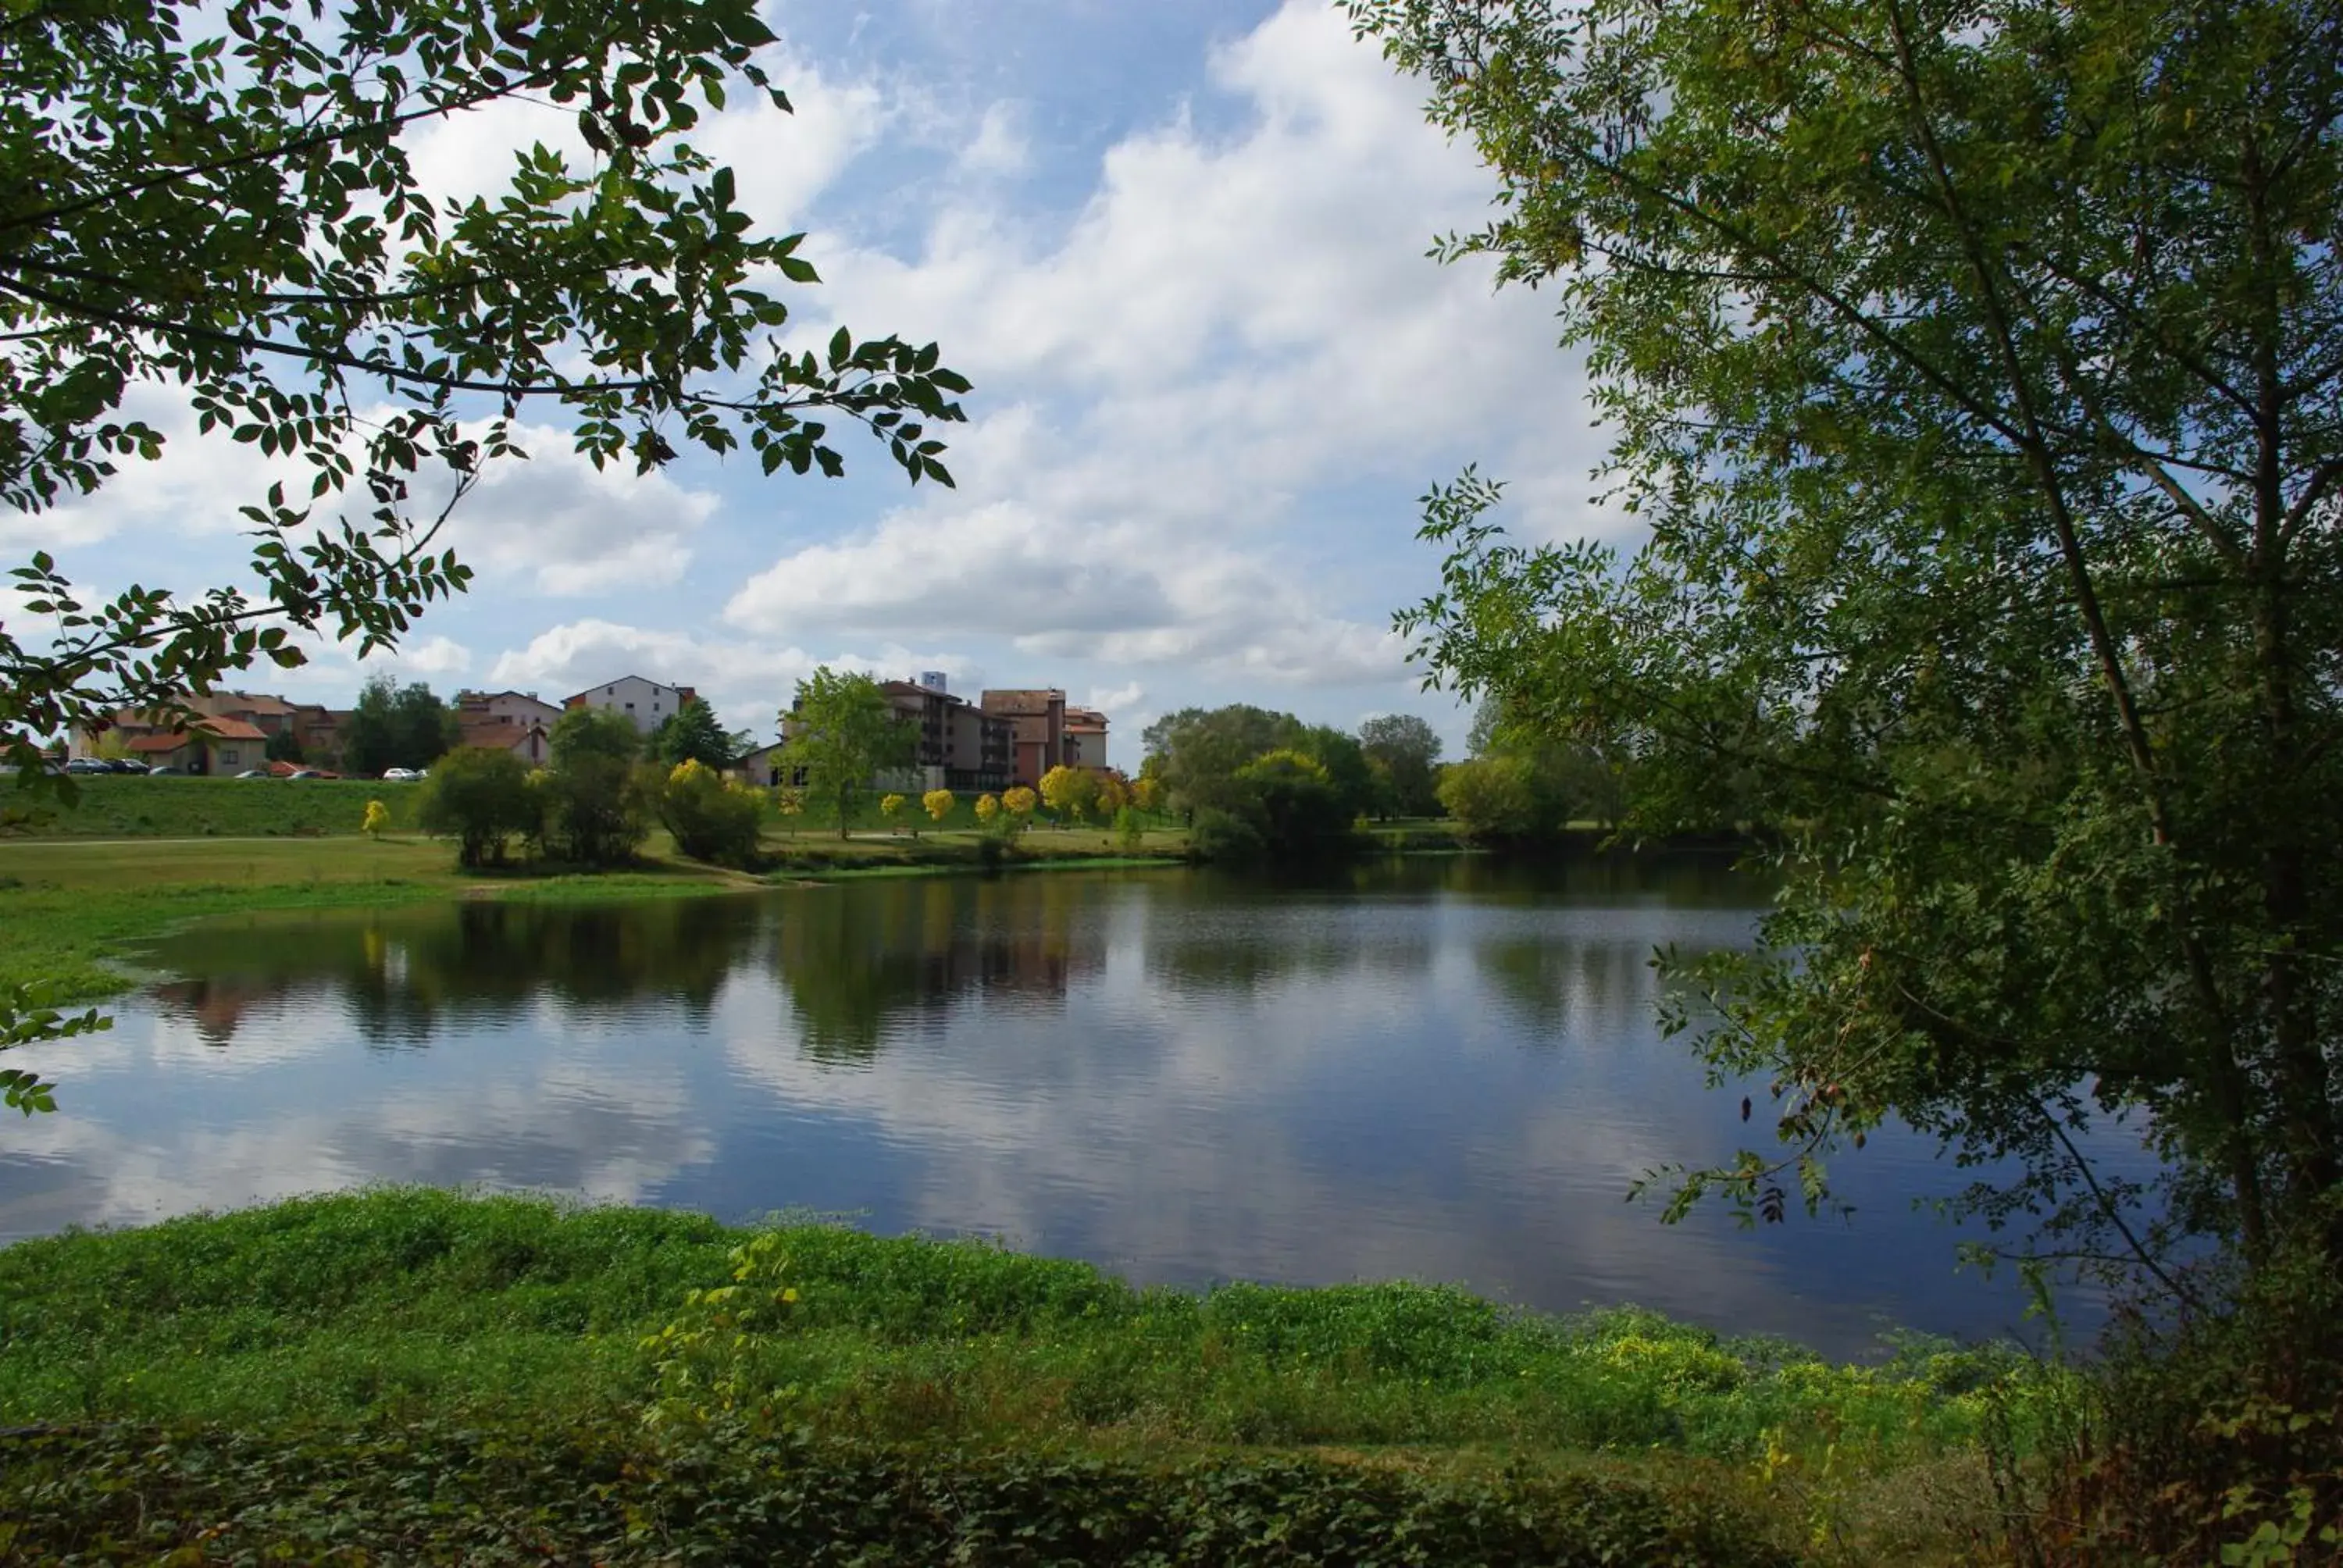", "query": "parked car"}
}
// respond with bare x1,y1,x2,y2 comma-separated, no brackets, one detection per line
105,759,148,775
64,757,109,774
381,768,419,782
234,769,272,779
287,769,325,780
